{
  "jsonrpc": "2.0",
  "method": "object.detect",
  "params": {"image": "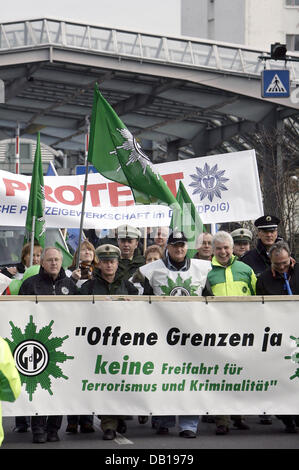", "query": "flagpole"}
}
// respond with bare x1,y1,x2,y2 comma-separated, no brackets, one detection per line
76,116,90,269
24,132,46,257
211,223,217,235
143,227,147,255
29,215,36,266
15,122,20,174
